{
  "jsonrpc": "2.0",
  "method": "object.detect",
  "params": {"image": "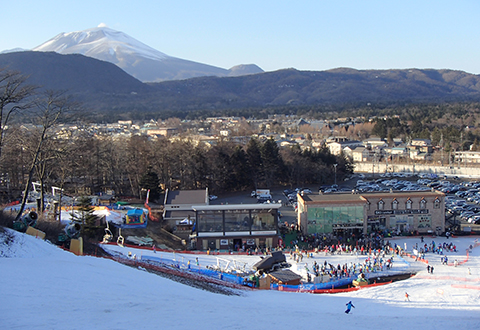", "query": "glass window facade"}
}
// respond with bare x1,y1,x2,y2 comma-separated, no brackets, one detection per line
306,206,364,234
196,209,277,233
